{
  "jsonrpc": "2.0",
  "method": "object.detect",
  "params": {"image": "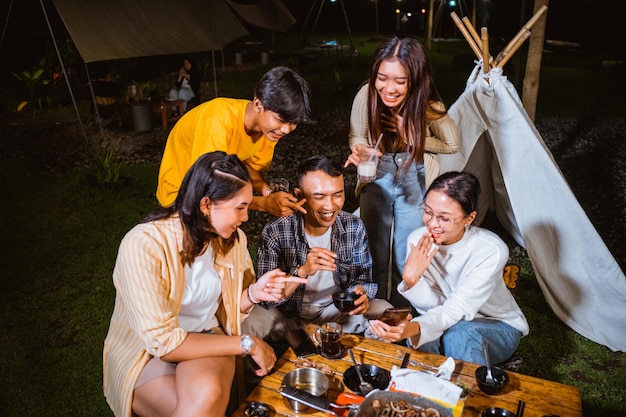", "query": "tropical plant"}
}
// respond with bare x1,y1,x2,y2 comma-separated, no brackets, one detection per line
11,58,52,112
